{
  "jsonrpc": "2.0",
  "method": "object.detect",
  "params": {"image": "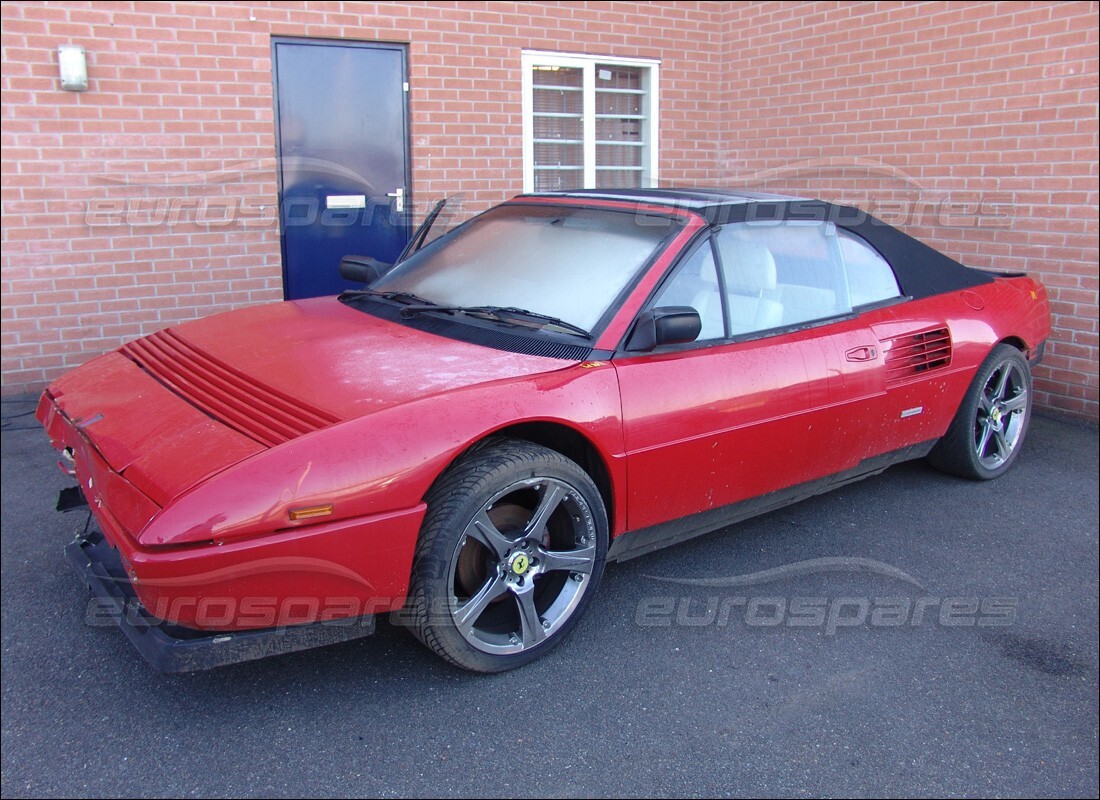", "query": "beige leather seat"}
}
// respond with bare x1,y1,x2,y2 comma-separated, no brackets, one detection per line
690,268,725,340
697,238,783,335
